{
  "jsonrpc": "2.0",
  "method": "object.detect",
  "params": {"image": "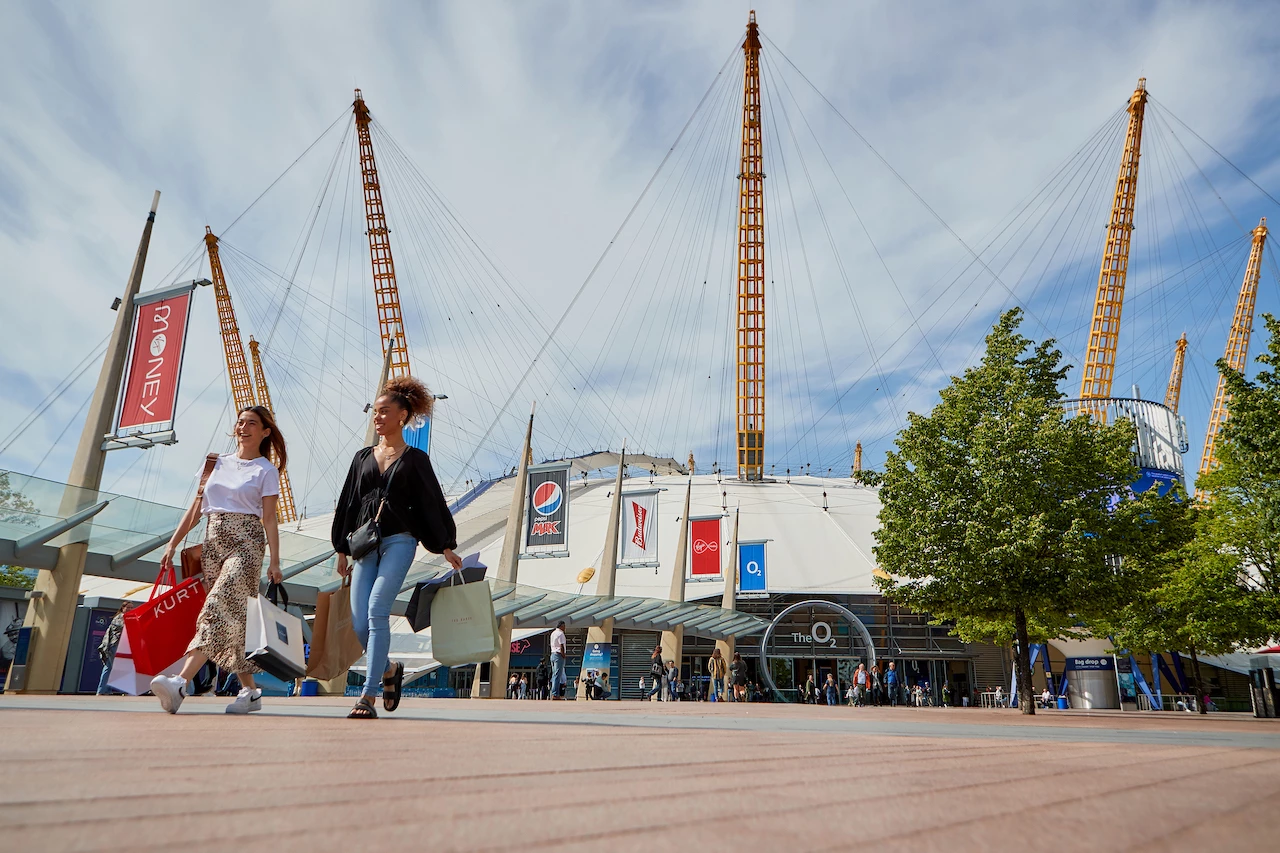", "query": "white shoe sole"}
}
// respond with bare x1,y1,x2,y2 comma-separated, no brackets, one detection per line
150,676,182,714
225,697,262,714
